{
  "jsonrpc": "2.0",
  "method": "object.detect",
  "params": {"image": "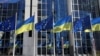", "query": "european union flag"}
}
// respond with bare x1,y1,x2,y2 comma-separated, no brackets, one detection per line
74,15,91,32
35,15,53,31
81,16,91,31
35,19,46,31
73,11,91,32
0,16,15,32
74,19,82,32
43,16,53,30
